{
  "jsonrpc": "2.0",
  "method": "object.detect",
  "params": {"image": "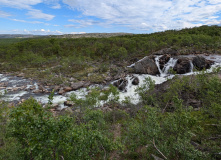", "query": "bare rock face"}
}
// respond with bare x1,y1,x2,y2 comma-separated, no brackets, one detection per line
192,56,214,70
173,58,191,74
113,78,128,91
134,57,160,75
